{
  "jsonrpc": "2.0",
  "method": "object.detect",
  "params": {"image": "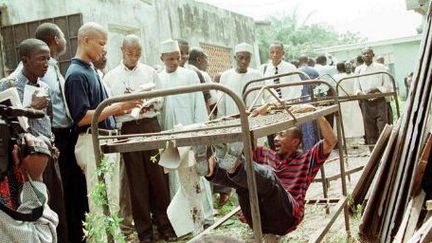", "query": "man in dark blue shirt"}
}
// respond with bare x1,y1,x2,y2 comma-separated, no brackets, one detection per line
65,22,138,214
